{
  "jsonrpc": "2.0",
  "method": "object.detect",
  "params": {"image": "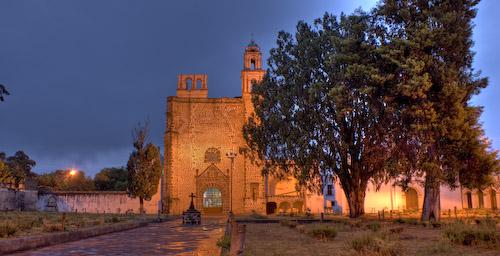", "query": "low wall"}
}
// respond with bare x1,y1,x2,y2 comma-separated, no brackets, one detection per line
37,191,159,214
0,188,38,211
